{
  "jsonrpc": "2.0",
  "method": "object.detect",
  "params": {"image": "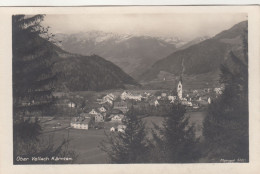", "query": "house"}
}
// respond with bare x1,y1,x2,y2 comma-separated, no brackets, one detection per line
99,98,113,105
154,100,159,106
144,92,151,96
95,113,104,122
208,97,211,104
161,93,167,97
117,125,126,133
99,106,107,113
181,101,193,107
110,114,125,122
168,95,176,101
113,101,128,113
121,91,142,101
70,117,91,130
103,94,115,101
214,87,223,95
68,102,76,108
89,109,99,115
110,127,115,132
193,104,199,109
193,90,198,94
182,98,187,101
99,93,115,105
